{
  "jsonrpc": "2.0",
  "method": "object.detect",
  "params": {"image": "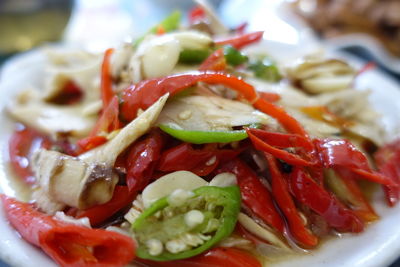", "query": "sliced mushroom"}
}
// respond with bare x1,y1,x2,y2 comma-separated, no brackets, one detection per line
157,95,270,131
31,94,168,213
42,51,102,103
7,102,96,138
